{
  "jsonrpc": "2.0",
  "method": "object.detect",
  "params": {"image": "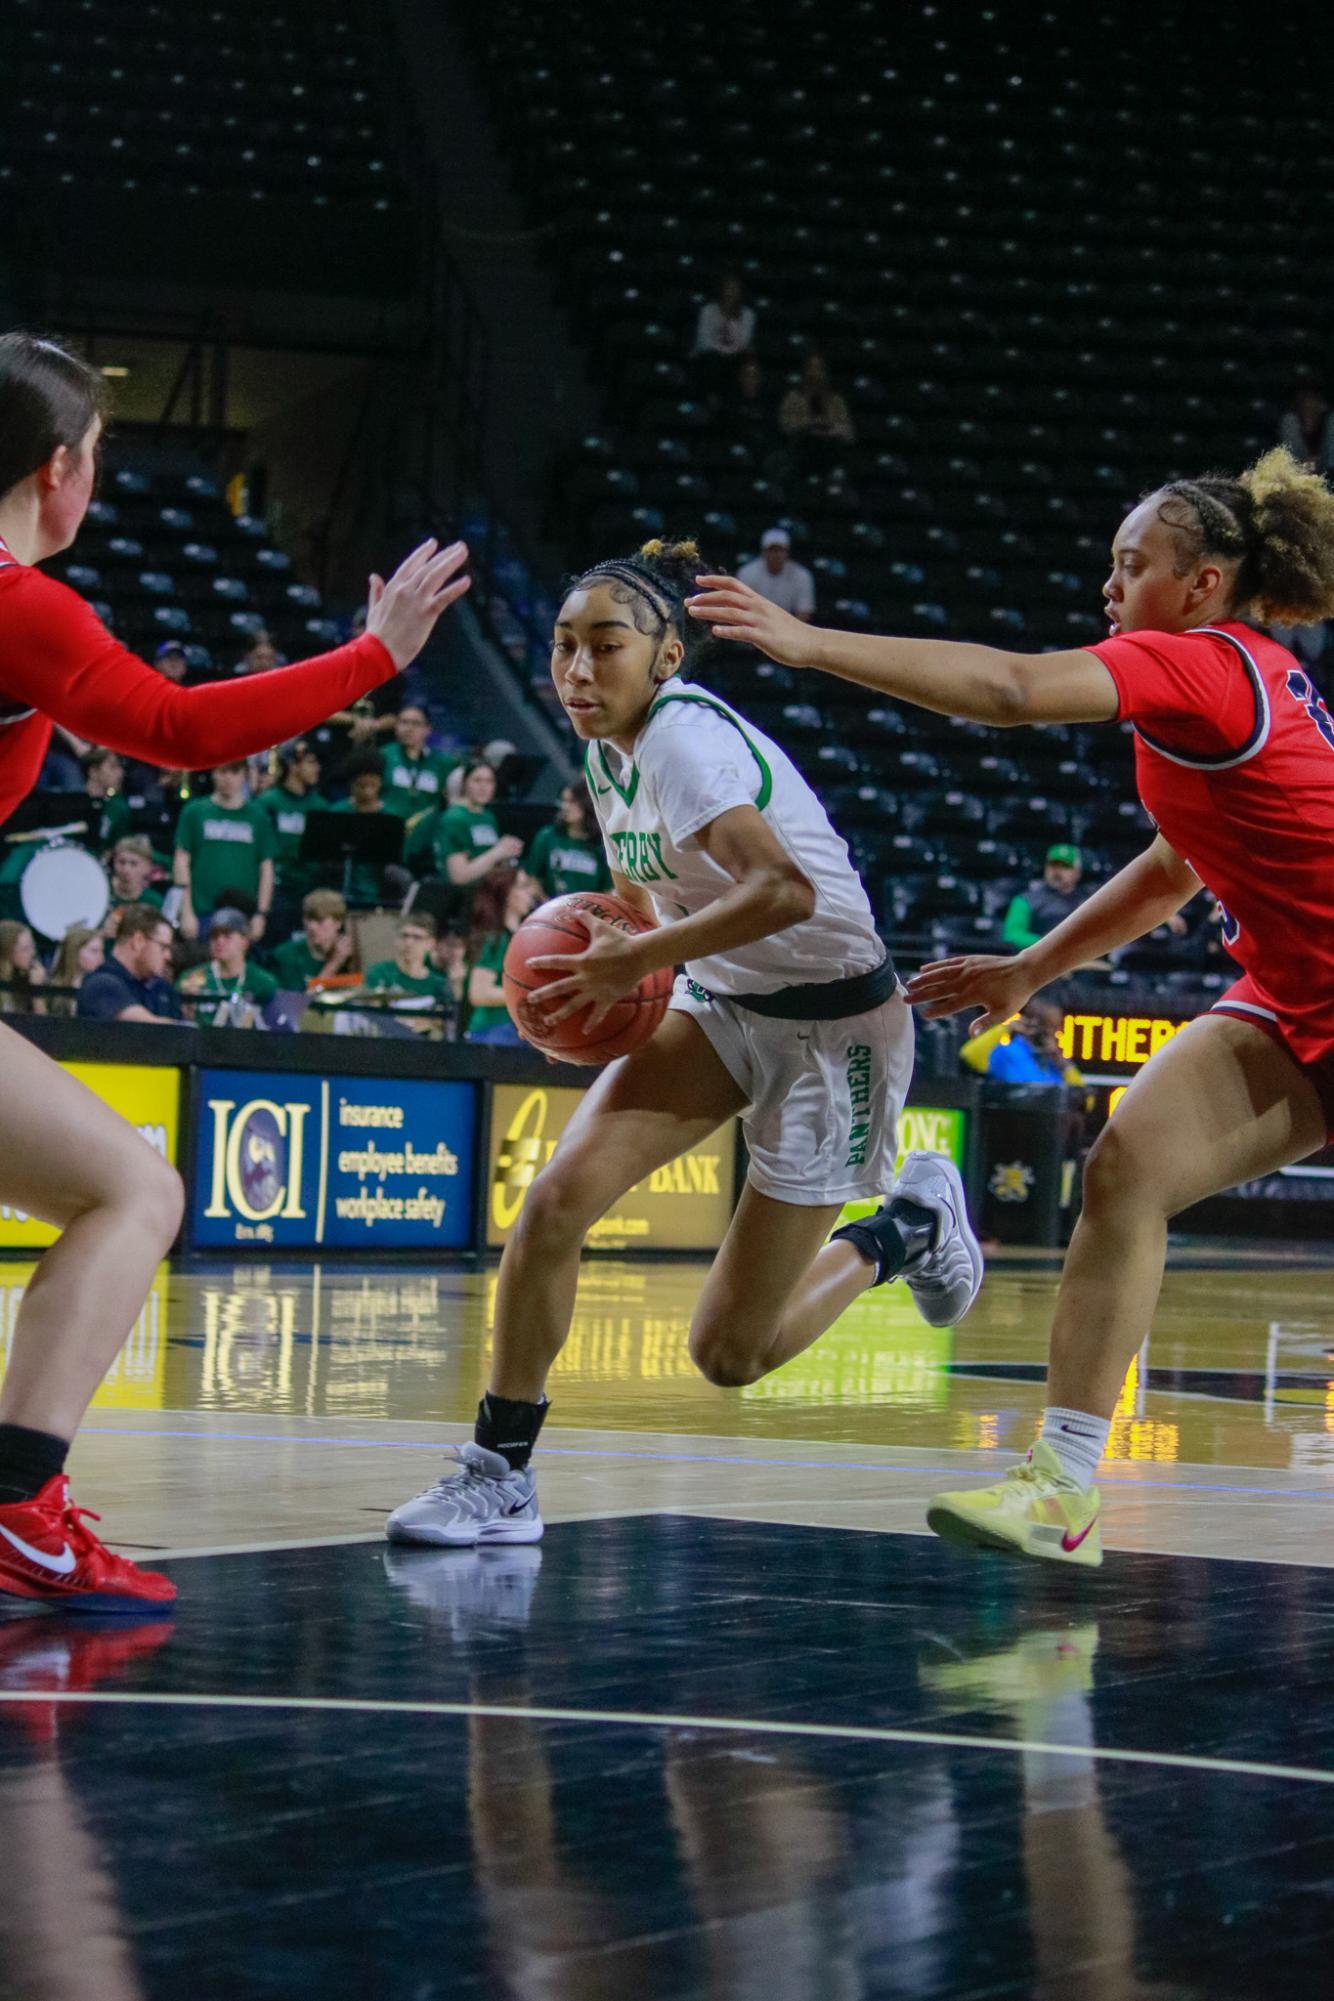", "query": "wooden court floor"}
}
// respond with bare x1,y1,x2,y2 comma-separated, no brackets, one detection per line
0,1249,1331,1998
